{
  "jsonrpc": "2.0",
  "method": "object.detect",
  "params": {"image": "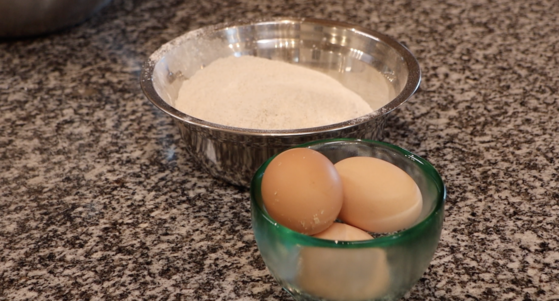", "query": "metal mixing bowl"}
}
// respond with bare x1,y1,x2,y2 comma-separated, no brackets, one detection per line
0,0,111,37
141,17,421,187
